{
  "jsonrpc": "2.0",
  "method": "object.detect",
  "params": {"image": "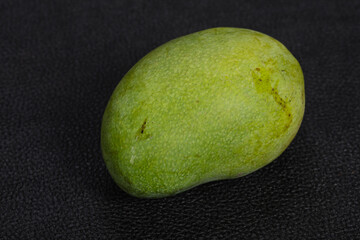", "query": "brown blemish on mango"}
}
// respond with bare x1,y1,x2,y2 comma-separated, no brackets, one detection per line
251,62,293,136
136,118,151,140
